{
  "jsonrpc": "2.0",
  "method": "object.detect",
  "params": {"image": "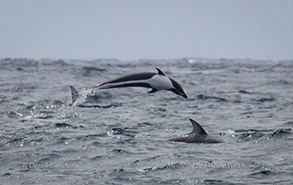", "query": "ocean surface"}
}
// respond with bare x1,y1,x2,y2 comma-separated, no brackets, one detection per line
0,58,292,185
